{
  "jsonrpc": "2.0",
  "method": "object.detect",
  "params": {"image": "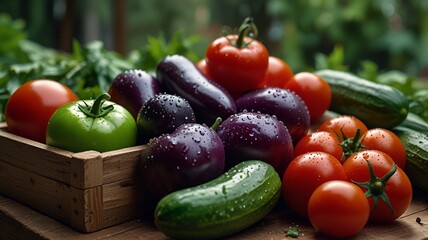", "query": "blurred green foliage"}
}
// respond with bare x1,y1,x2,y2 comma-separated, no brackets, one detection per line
1,0,427,76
